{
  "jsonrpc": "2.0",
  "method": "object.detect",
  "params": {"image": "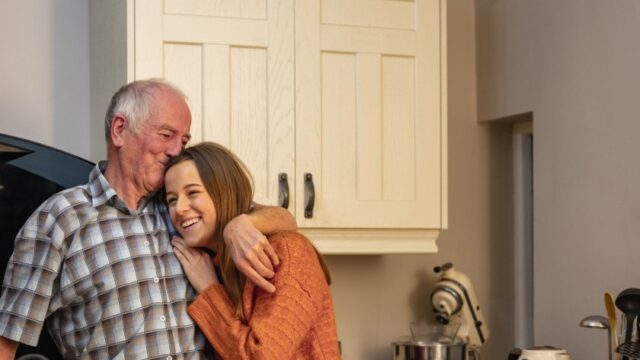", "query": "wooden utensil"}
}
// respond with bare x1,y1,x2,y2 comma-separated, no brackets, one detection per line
606,292,619,357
